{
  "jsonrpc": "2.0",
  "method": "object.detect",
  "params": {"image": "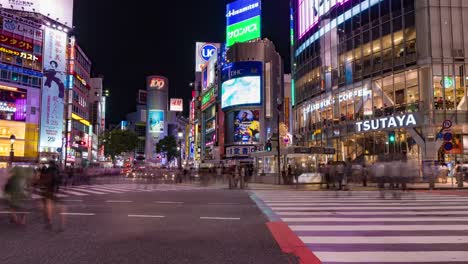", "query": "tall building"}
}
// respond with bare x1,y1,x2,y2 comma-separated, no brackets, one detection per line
291,0,468,165
65,37,93,167
145,75,168,163
0,11,43,167
90,76,106,162
222,39,283,170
